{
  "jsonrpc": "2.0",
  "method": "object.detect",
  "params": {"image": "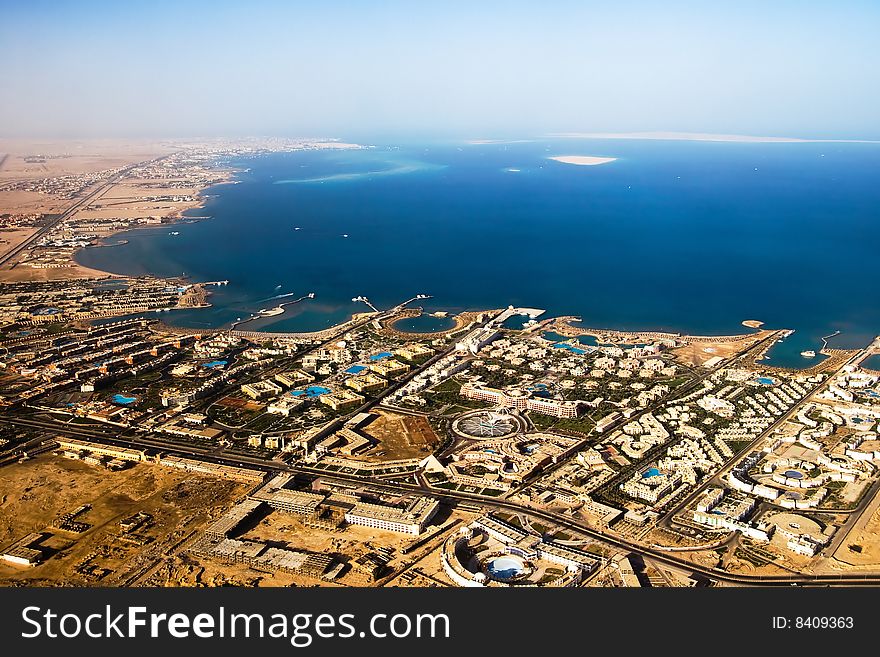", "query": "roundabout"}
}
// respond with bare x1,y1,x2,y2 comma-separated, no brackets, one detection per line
451,408,527,440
